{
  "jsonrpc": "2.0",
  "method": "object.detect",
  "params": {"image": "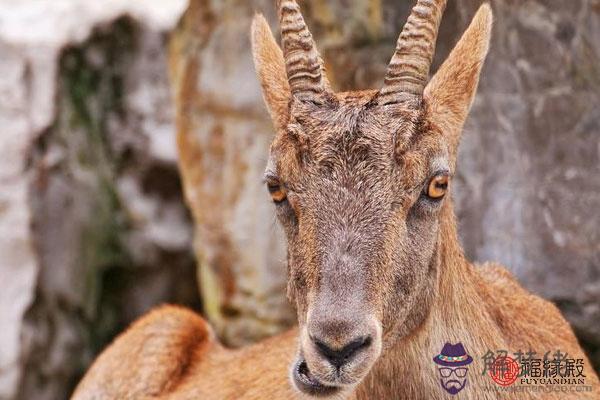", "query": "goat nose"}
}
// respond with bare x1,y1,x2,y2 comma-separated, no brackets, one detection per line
312,335,372,368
